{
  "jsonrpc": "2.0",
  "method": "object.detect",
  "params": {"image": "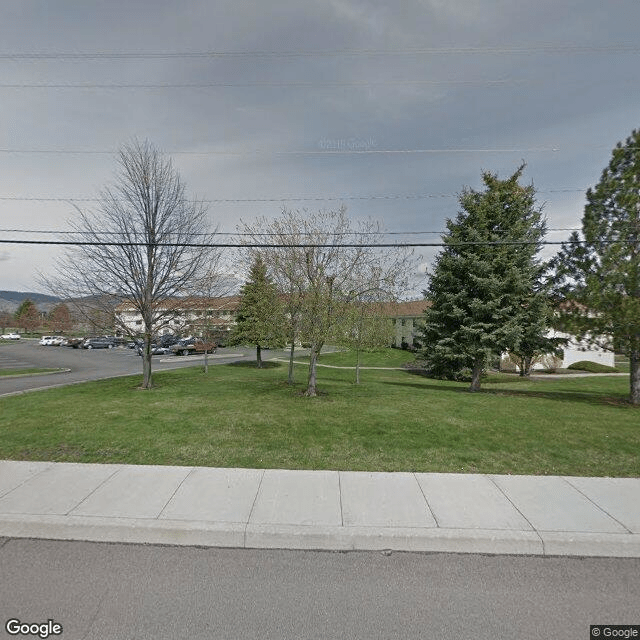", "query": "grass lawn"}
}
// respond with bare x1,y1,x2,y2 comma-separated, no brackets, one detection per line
0,356,637,476
615,354,631,373
0,368,63,377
